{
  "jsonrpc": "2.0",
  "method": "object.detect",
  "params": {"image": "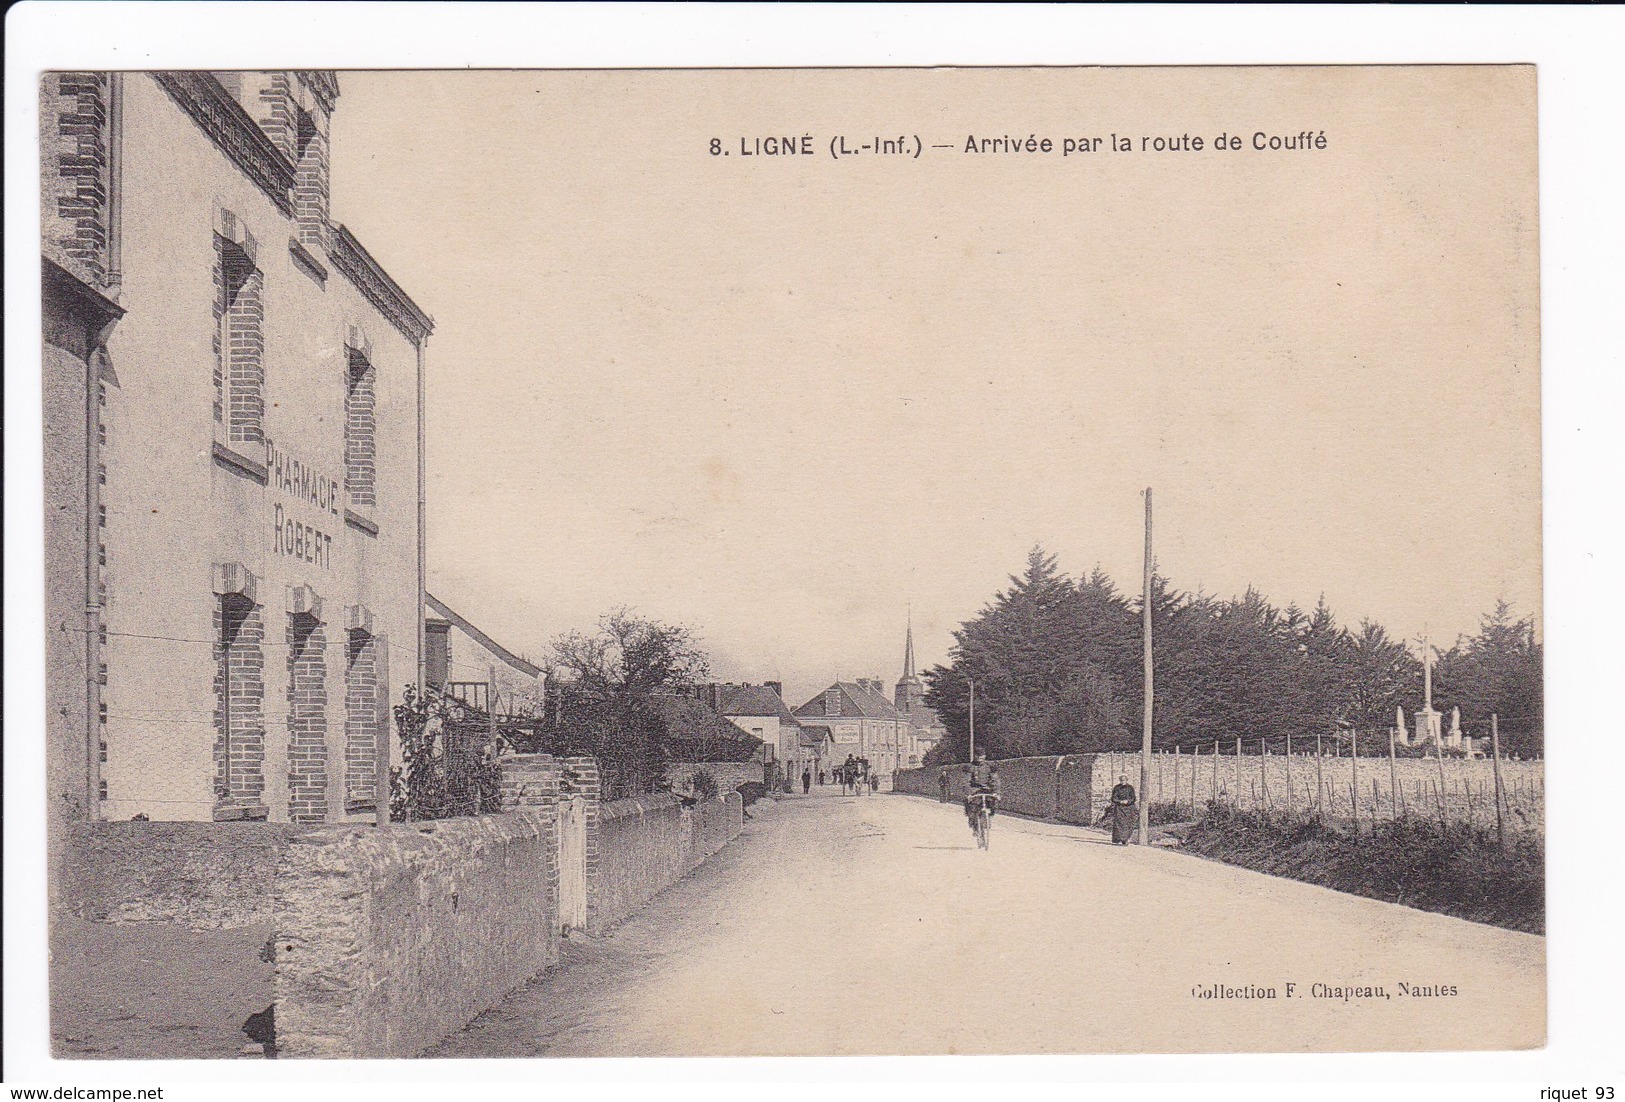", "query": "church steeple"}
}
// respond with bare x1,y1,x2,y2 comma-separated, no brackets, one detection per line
895,609,924,715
